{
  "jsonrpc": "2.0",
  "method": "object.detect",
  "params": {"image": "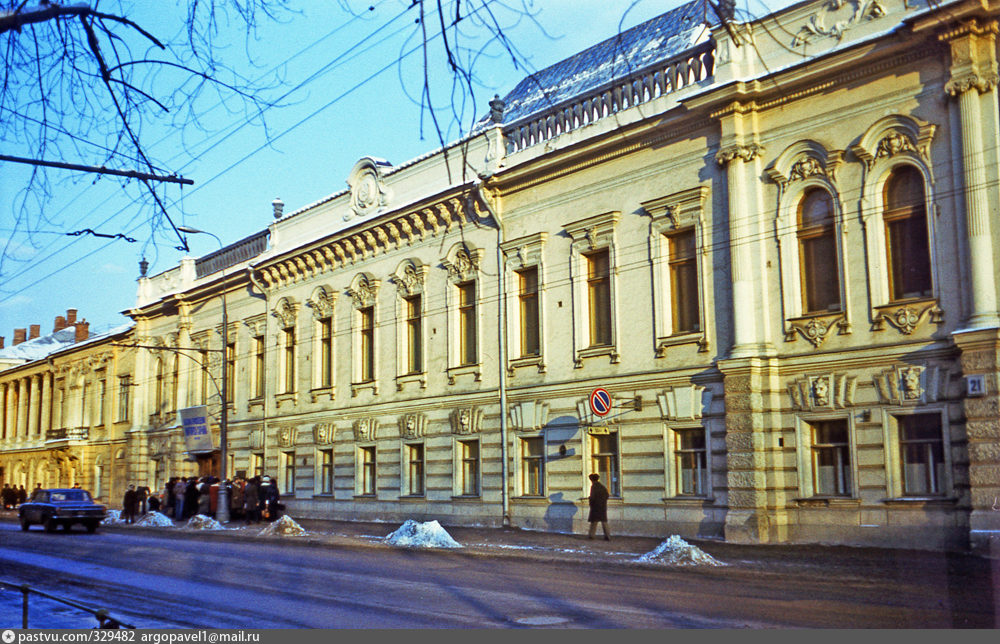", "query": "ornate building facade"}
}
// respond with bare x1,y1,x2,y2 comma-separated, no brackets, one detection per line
121,0,999,551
